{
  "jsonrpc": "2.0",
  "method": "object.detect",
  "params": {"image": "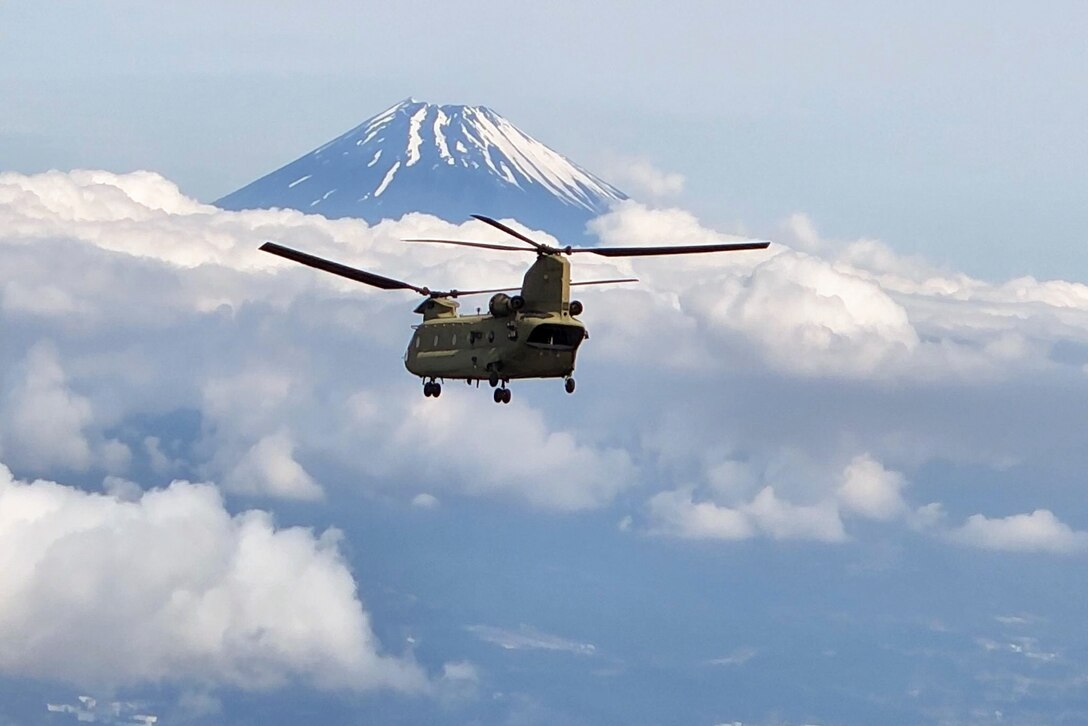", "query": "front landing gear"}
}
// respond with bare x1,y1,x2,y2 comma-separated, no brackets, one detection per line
423,379,442,398
564,377,576,394
493,386,511,404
